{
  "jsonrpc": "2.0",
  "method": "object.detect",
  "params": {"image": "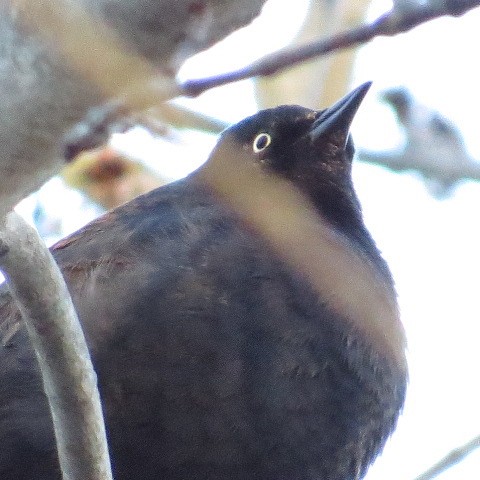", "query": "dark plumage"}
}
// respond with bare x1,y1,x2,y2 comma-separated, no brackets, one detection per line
0,84,407,480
